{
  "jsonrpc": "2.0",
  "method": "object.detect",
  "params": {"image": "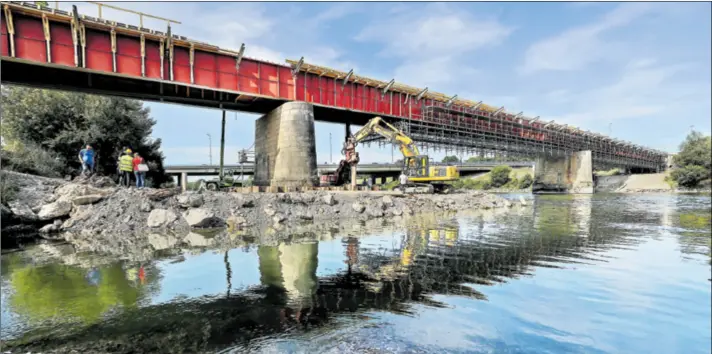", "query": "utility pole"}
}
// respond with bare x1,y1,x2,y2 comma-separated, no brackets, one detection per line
206,133,212,165
219,110,226,180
